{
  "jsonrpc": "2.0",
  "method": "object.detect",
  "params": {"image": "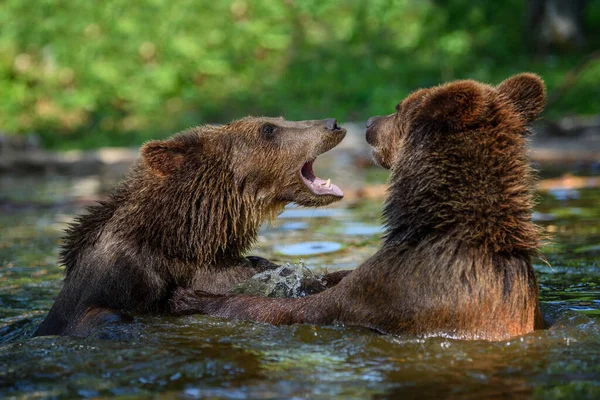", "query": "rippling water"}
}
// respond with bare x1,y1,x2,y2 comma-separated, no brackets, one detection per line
1,167,599,399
